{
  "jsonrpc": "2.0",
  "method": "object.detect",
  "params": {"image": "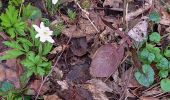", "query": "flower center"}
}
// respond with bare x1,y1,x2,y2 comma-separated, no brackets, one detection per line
43,32,48,35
